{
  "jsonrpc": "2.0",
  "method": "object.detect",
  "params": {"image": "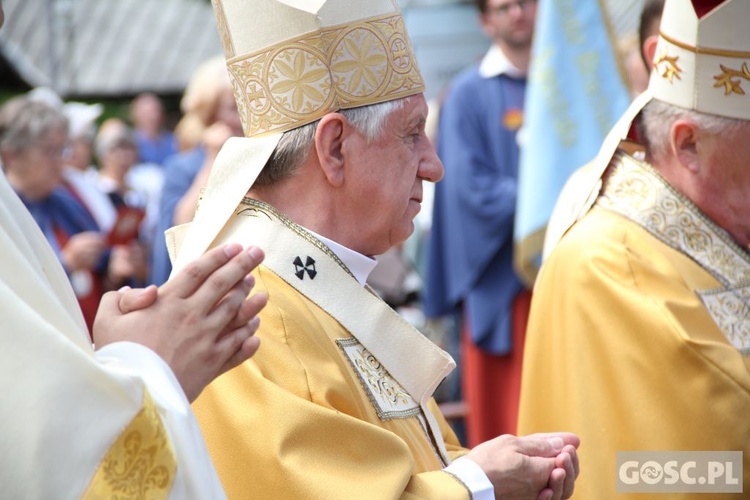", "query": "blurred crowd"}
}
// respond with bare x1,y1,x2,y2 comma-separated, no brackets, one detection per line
0,2,656,354
5,0,750,495
0,54,239,337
